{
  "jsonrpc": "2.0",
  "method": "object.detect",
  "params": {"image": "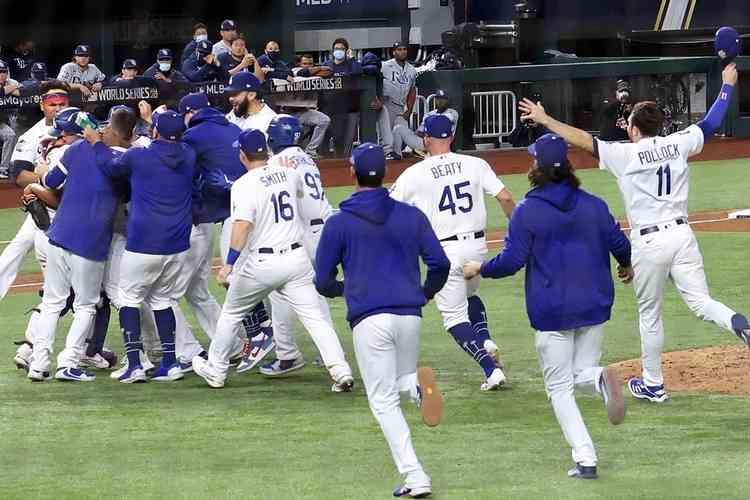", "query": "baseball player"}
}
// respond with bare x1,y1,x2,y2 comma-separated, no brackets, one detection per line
29,110,119,382
390,114,515,391
464,134,630,479
86,110,196,383
315,143,450,498
224,72,277,133
381,41,417,137
518,62,750,403
393,90,459,158
192,128,354,390
57,45,106,97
